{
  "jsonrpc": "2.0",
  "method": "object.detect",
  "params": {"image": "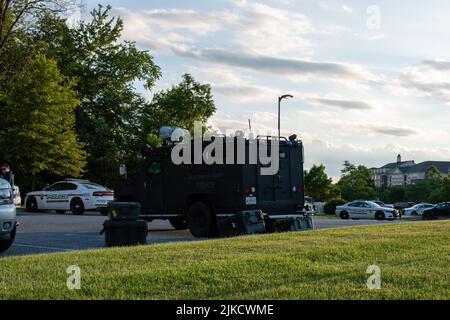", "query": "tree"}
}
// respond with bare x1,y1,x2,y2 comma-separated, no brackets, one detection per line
142,73,216,135
425,165,443,181
0,53,86,188
32,5,161,185
438,177,450,200
0,0,75,51
337,161,377,201
304,164,333,201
